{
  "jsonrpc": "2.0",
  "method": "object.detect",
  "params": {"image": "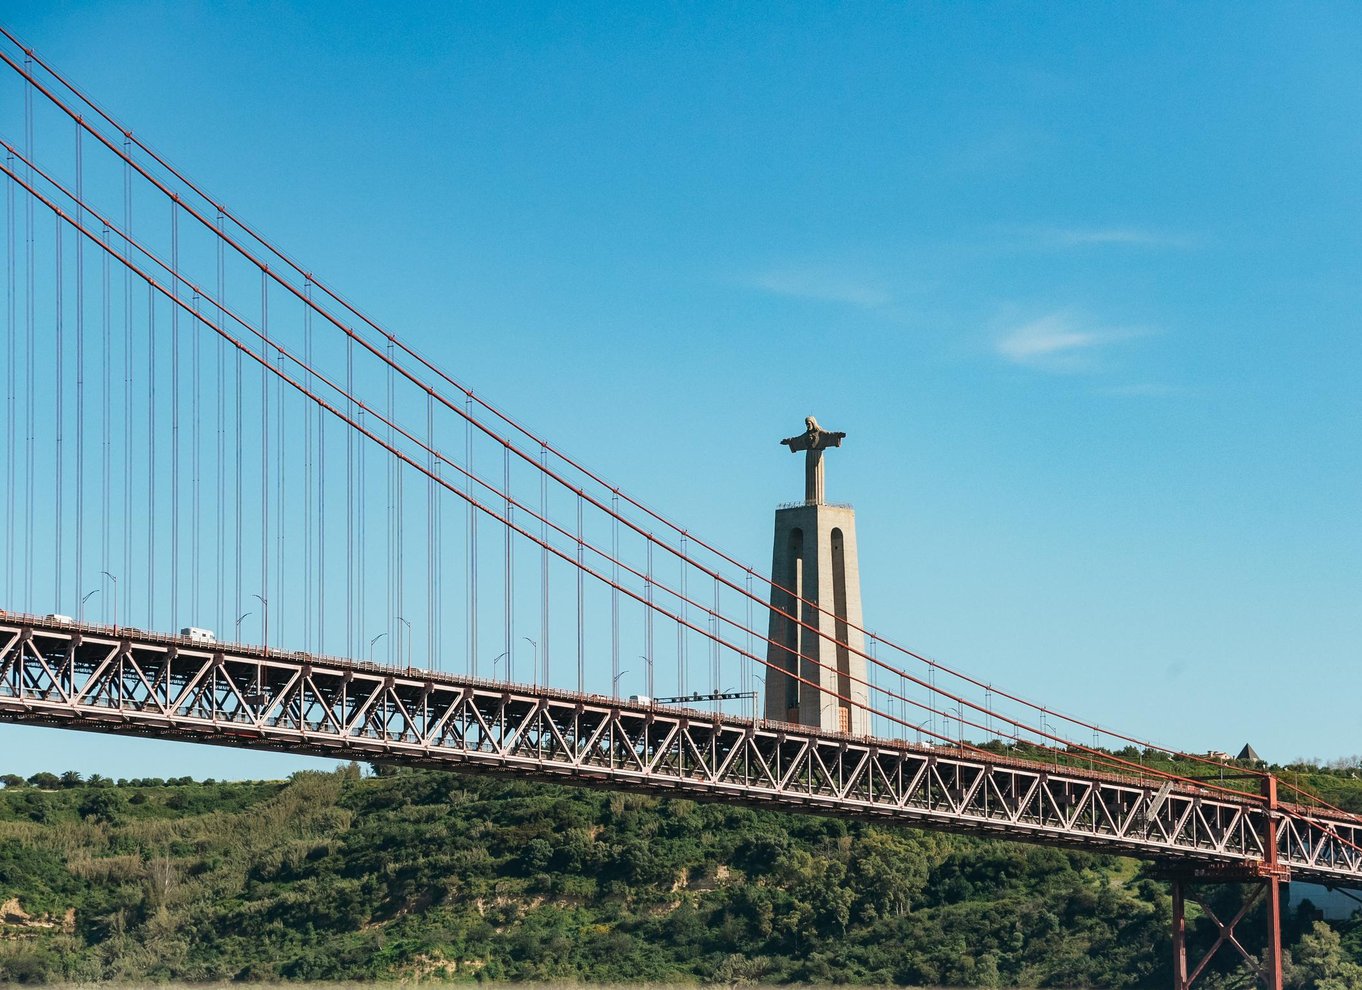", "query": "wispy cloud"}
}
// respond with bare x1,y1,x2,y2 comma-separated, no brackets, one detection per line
995,311,1148,373
746,266,891,310
1036,226,1198,250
